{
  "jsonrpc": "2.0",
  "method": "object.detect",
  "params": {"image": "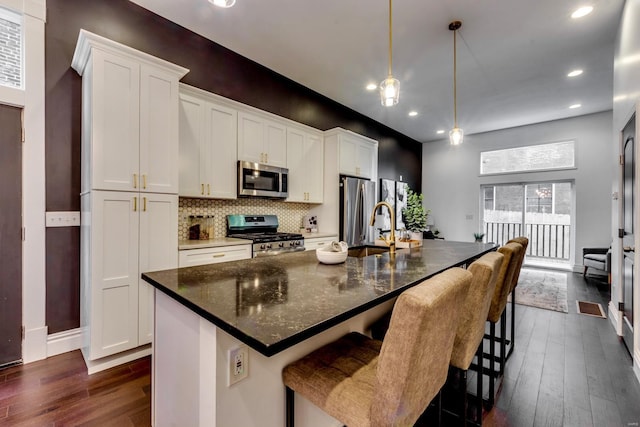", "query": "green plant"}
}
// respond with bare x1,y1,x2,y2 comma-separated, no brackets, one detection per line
473,232,485,241
401,187,431,232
